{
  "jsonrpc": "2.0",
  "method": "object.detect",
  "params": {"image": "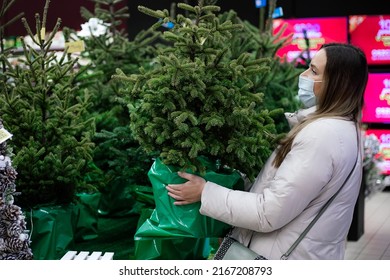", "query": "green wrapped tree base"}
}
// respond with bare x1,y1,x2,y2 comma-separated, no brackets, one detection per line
135,237,211,260
98,179,140,217
134,209,211,260
25,204,76,260
25,196,100,260
74,193,101,242
135,157,243,239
